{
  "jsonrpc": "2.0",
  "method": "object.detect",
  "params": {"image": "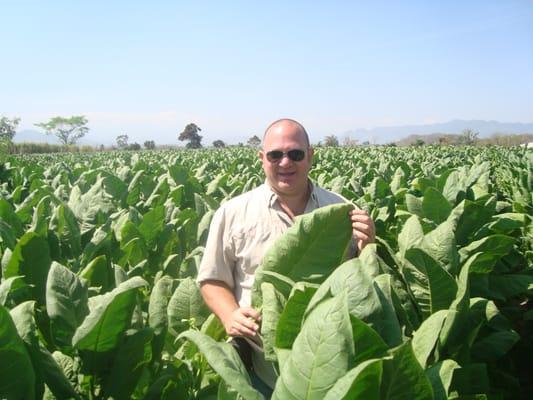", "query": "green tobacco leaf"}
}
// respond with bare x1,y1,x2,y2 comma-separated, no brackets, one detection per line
46,262,89,348
439,264,471,357
72,276,147,352
421,220,459,276
261,282,286,361
450,363,490,396
50,203,82,258
0,219,17,249
4,232,51,304
459,235,515,273
167,277,209,335
0,305,35,400
200,313,226,341
425,359,460,400
324,358,383,400
412,309,448,368
103,328,154,400
253,203,354,305
197,209,215,245
404,248,457,317
422,187,452,224
178,330,263,400
454,199,496,245
380,341,434,400
441,170,464,204
79,255,111,291
397,215,424,257
68,175,126,234
307,259,401,347
273,293,354,400
471,331,519,362
139,205,165,248
10,301,78,399
253,271,295,303
275,283,316,351
350,315,389,365
0,198,24,237
372,275,403,347
148,275,175,336
0,275,30,307
80,222,113,266
405,193,423,216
